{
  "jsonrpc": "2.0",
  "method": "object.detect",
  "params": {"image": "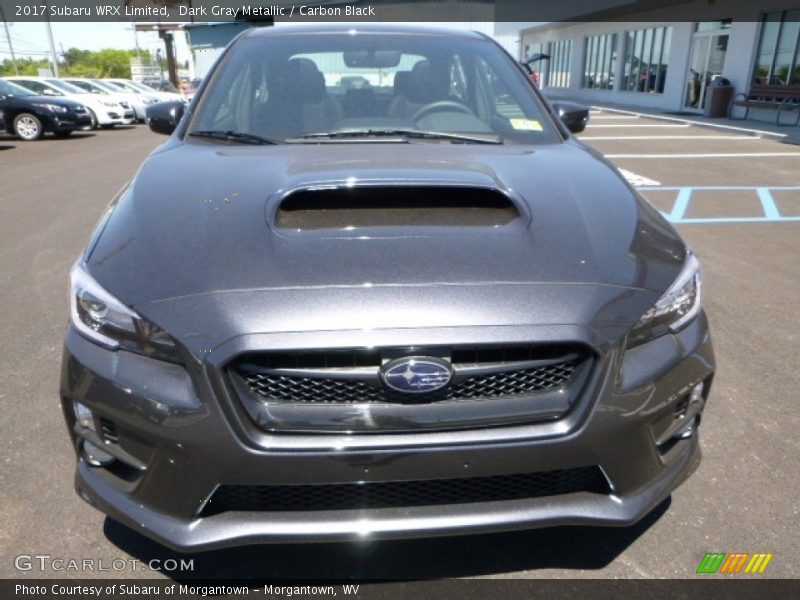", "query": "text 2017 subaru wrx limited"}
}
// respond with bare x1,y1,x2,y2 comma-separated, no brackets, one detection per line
61,25,714,550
